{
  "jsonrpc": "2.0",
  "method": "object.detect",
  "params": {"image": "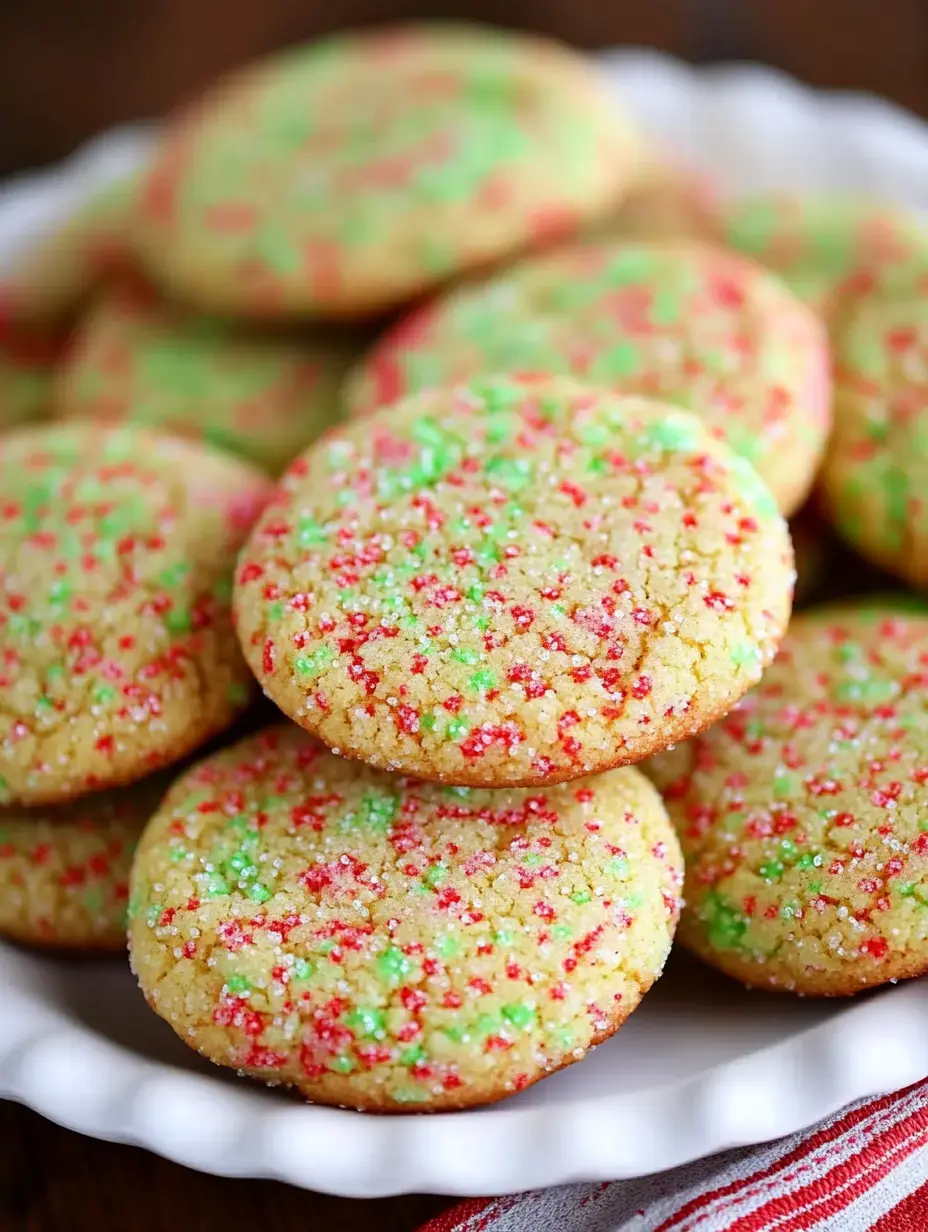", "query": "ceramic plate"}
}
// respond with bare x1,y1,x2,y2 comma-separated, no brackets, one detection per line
3,49,928,1200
